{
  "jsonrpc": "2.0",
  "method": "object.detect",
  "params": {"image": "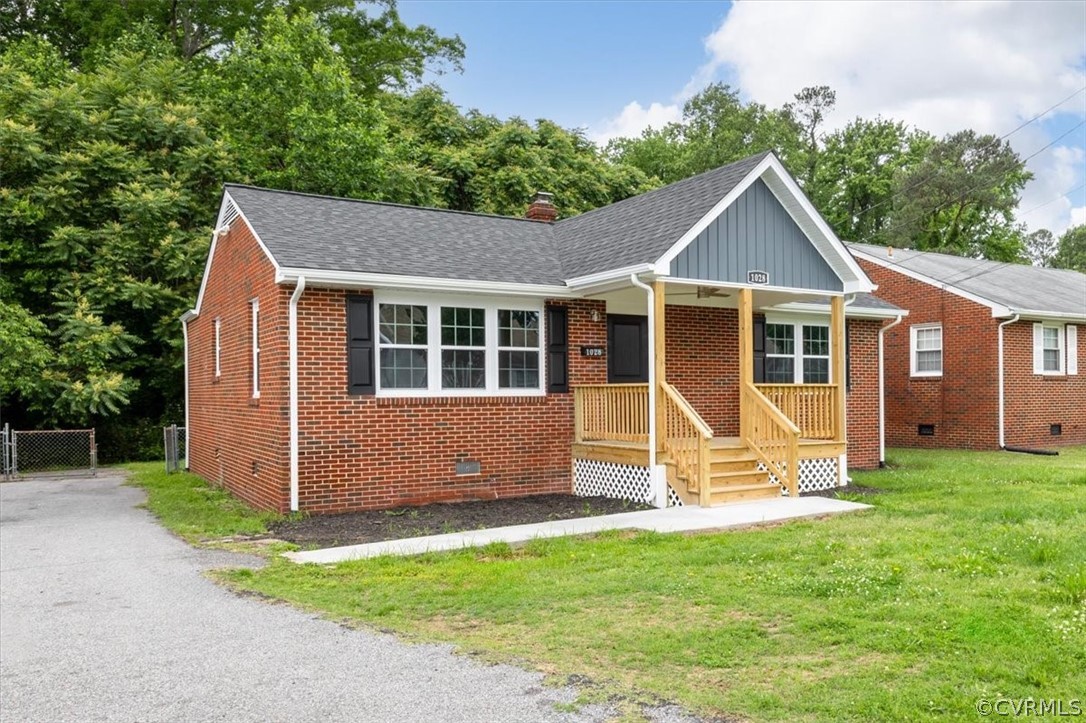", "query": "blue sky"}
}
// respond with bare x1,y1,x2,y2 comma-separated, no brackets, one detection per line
398,1,1086,236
